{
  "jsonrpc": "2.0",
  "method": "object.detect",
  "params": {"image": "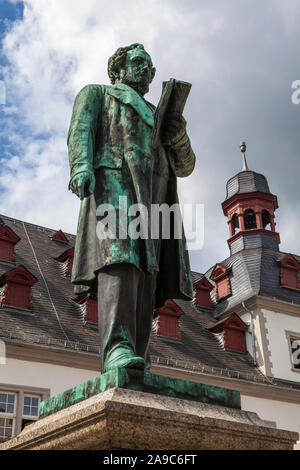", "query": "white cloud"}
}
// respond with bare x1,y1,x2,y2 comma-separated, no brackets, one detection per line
0,0,299,272
0,0,221,254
